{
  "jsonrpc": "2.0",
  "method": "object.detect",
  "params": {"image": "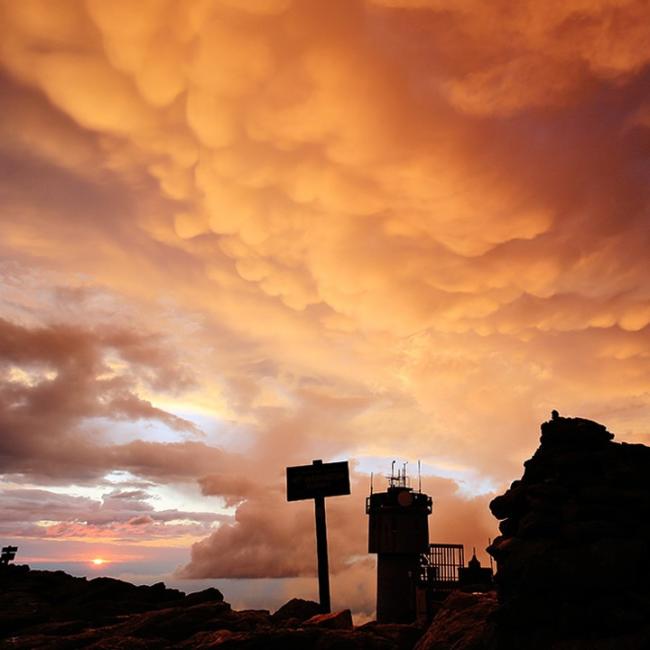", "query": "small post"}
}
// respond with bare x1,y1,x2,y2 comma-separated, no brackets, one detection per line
312,460,331,613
